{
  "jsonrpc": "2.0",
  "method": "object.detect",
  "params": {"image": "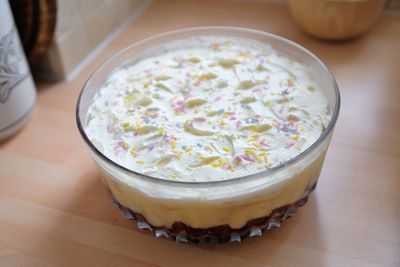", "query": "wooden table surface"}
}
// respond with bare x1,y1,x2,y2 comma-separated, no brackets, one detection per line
1,1,399,266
